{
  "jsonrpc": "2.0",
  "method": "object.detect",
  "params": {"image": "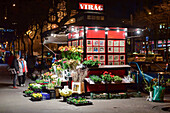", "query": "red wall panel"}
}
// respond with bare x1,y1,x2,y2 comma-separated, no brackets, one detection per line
86,30,105,38
108,31,125,39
